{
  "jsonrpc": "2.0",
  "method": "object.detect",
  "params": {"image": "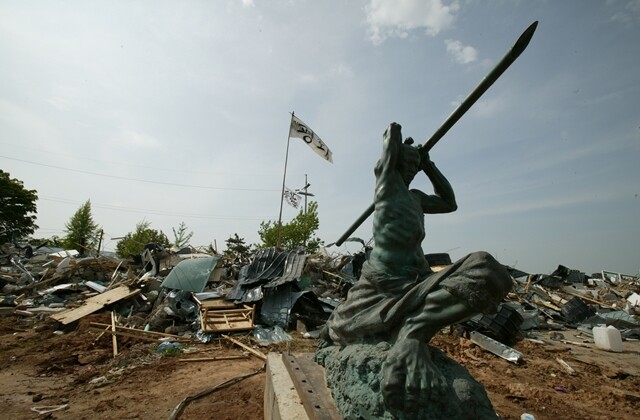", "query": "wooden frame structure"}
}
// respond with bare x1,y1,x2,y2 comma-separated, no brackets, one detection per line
198,299,255,333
